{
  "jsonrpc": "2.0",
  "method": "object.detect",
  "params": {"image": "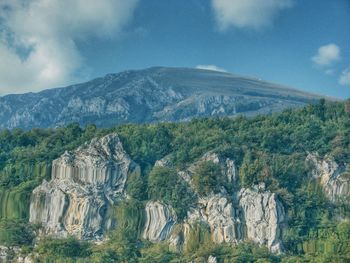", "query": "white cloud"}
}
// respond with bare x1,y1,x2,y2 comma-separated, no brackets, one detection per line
312,44,341,66
339,66,350,86
0,0,138,95
196,64,227,72
211,0,294,31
